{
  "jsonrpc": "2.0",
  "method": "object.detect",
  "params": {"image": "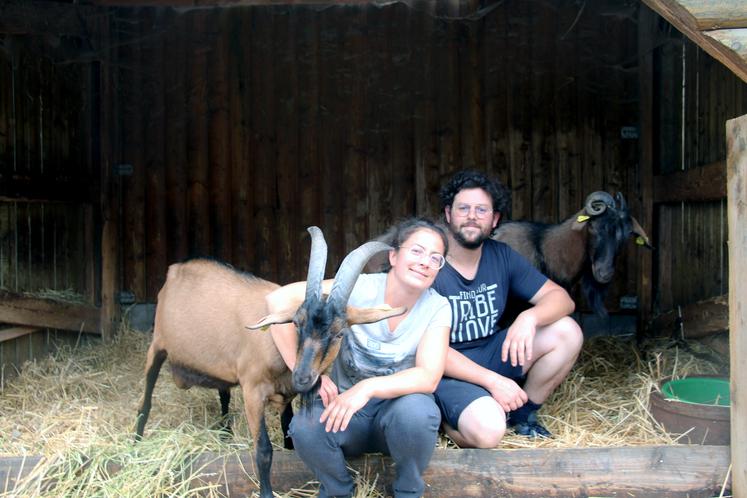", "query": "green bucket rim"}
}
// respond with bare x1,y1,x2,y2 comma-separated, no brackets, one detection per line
661,377,730,407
